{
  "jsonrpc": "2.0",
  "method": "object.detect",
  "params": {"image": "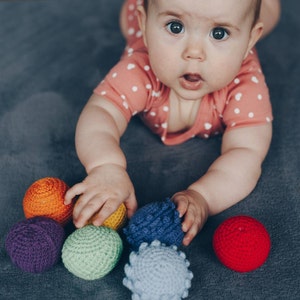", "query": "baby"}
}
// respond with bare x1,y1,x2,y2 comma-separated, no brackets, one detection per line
65,0,280,246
